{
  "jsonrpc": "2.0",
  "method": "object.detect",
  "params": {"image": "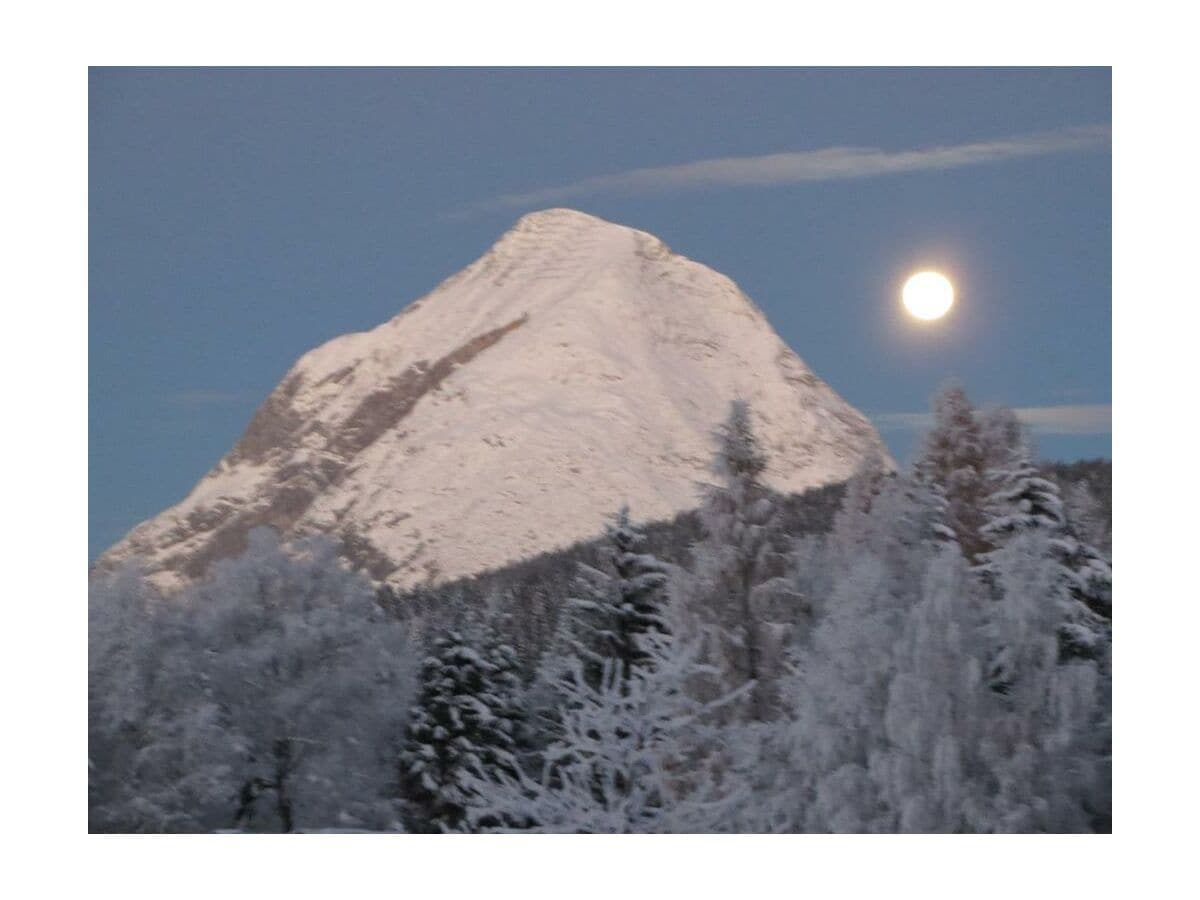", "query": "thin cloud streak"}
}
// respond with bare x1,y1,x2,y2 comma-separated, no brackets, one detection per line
167,390,257,407
455,124,1110,216
872,404,1112,437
